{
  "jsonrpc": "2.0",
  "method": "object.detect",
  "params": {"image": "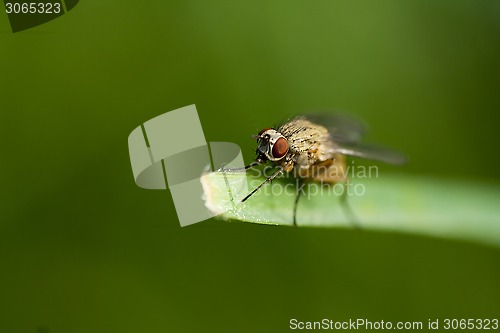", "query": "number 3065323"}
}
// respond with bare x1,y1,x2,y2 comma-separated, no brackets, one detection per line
5,2,61,14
